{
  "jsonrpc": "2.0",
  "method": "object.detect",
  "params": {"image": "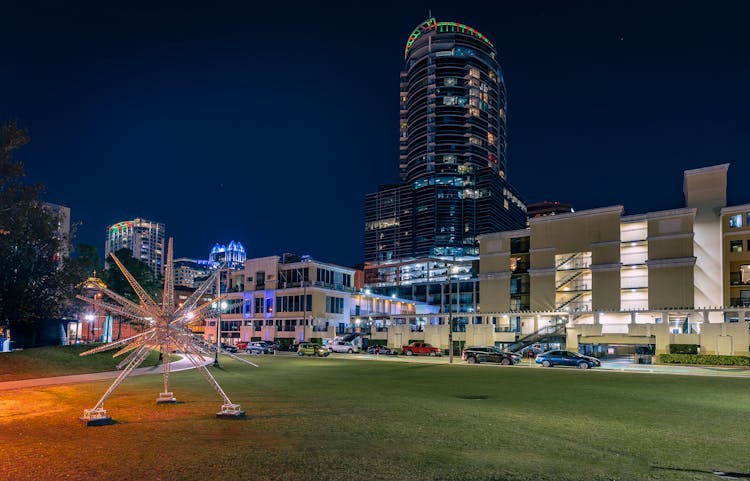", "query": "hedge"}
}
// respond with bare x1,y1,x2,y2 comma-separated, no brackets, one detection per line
668,344,699,354
659,354,750,366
